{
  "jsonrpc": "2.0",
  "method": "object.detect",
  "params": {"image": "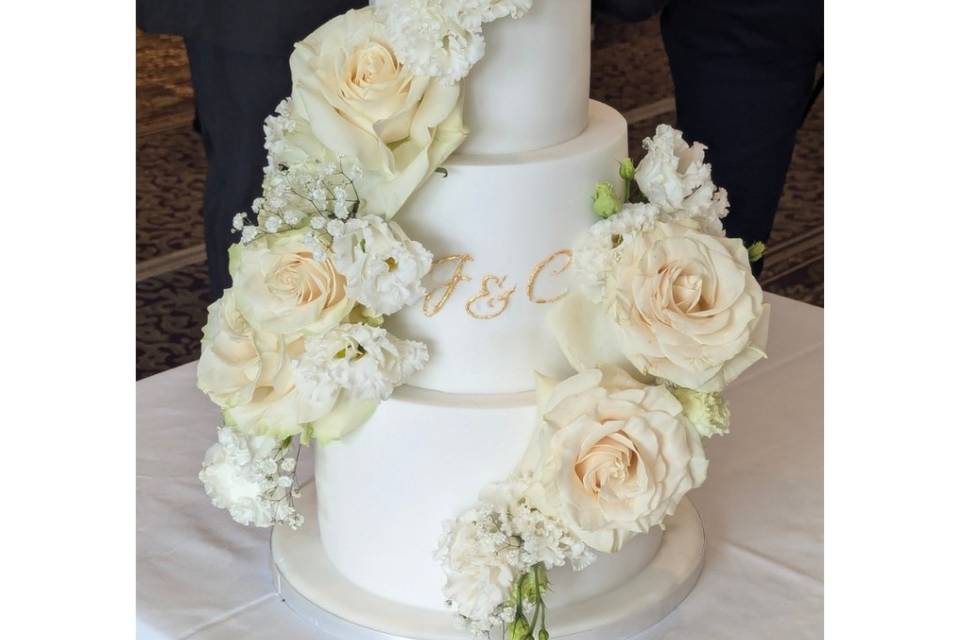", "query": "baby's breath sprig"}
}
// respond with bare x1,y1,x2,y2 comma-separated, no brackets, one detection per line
233,153,366,246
